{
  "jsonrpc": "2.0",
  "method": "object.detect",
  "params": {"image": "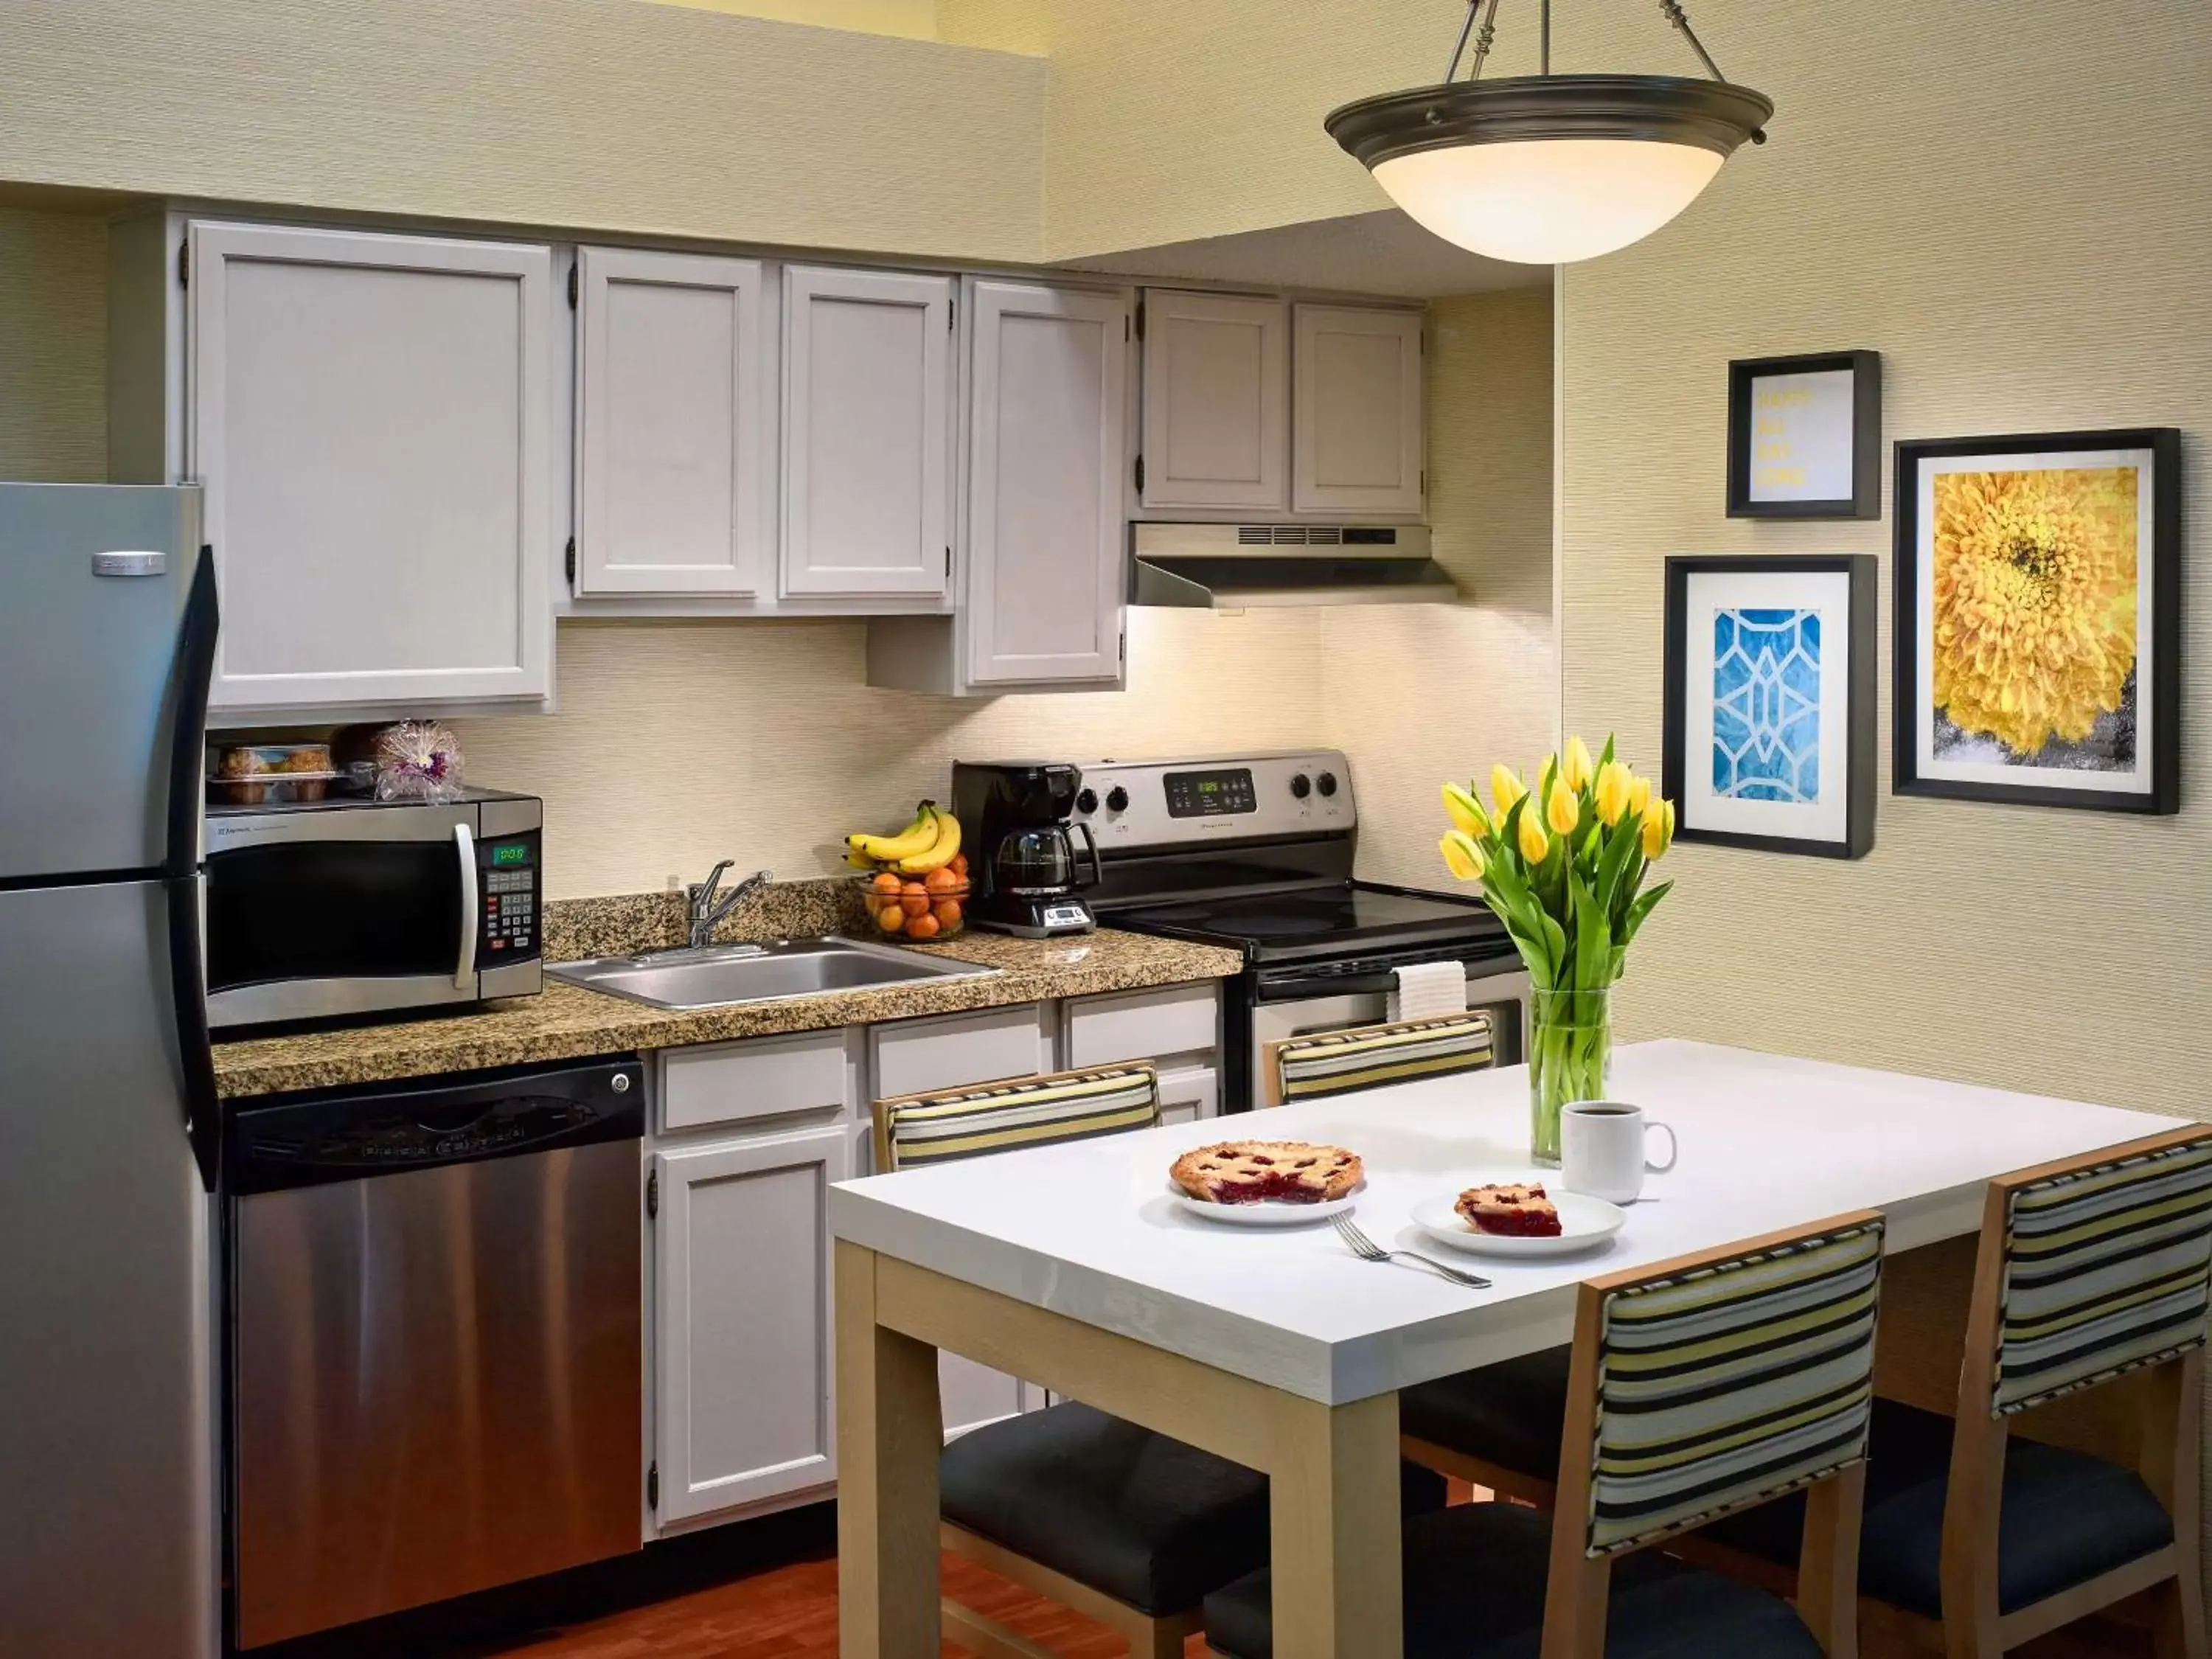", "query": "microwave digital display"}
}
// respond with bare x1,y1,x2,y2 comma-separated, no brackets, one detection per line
490,843,532,867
